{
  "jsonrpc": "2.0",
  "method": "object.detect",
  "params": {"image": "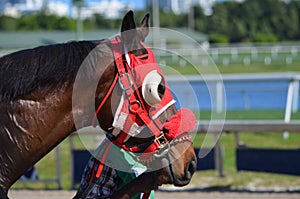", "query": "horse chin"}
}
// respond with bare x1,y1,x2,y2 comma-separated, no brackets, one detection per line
153,158,174,187
161,158,174,184
173,176,192,187
160,155,197,187
157,162,191,187
170,167,191,187
172,158,197,187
